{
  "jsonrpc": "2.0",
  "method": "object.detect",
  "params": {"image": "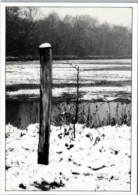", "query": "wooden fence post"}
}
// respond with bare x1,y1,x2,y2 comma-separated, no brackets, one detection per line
38,43,52,165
